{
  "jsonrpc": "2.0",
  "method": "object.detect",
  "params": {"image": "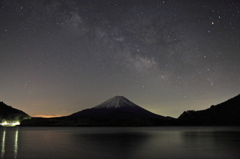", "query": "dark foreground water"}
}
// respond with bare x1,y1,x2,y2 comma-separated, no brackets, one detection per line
0,127,239,159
